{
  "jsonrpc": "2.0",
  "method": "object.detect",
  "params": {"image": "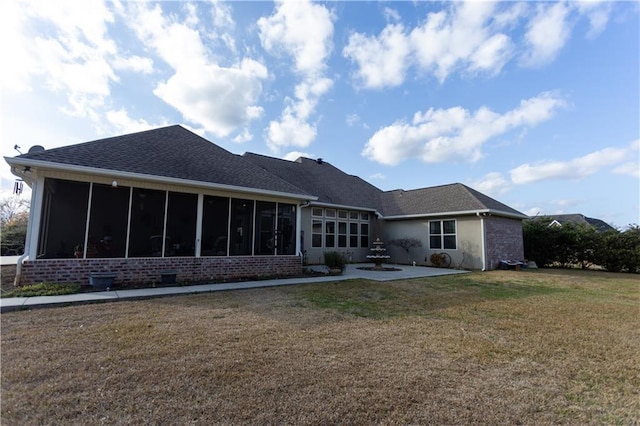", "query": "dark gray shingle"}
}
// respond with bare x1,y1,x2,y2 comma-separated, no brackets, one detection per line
380,183,525,217
15,125,310,196
244,153,383,209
